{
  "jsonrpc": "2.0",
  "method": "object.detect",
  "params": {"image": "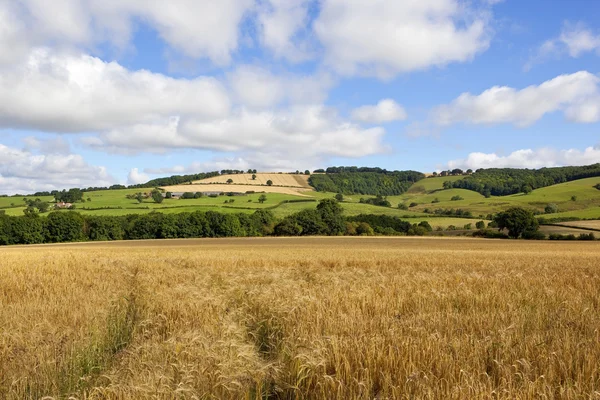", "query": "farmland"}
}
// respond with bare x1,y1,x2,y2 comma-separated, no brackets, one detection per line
2,173,599,236
1,238,599,399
